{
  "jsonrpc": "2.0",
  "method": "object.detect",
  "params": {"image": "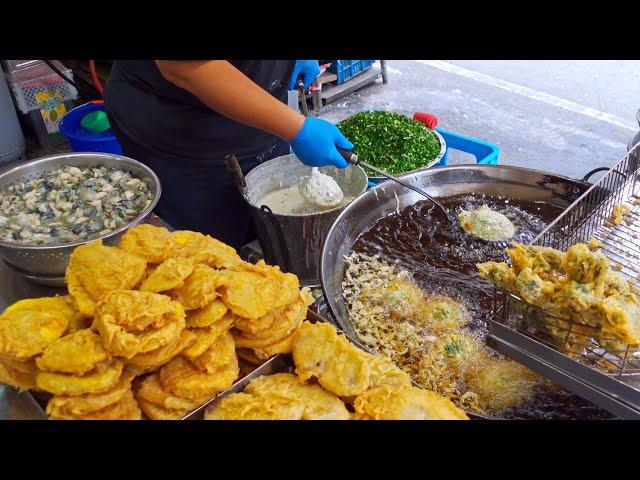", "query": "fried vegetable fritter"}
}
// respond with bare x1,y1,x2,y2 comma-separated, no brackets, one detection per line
36,359,124,396
36,329,109,375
